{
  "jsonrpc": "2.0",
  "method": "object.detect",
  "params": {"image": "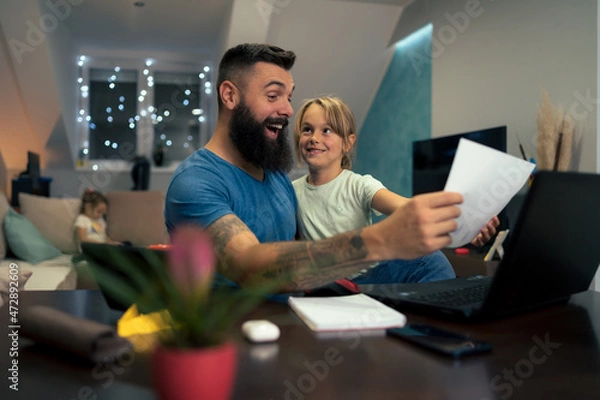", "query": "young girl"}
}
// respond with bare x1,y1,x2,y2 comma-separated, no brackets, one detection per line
74,189,120,249
292,96,498,283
